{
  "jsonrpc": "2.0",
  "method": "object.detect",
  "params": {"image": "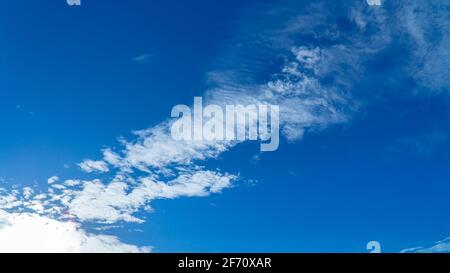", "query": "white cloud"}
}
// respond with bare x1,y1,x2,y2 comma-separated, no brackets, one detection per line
208,45,351,142
366,0,381,6
47,176,59,184
291,46,322,69
401,238,450,253
63,180,81,187
102,148,122,166
0,211,150,253
51,184,66,190
22,187,34,200
120,124,234,172
0,193,22,210
67,171,236,223
78,160,109,173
